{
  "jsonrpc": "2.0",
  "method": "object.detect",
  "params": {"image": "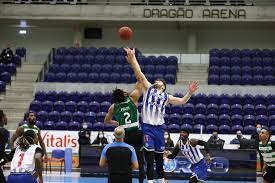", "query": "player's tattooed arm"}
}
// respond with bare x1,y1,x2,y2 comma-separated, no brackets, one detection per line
166,143,180,159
